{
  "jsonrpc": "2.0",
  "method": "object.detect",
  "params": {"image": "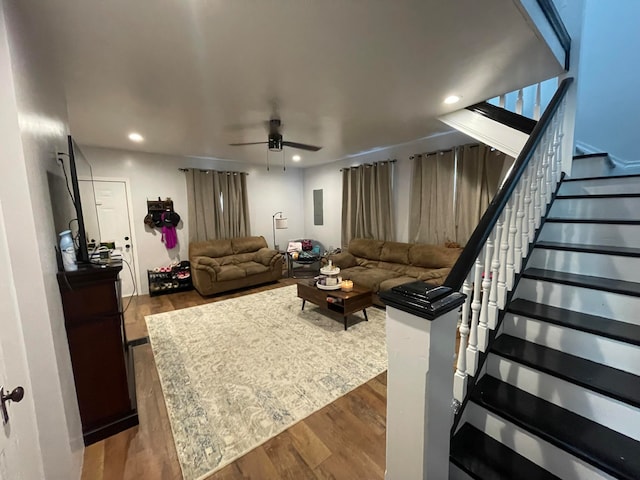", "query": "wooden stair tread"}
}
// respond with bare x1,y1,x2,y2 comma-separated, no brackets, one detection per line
563,173,640,182
555,193,640,199
573,153,608,160
450,423,560,480
508,298,640,346
545,218,640,224
472,376,640,480
492,335,640,409
535,241,640,258
522,267,640,297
